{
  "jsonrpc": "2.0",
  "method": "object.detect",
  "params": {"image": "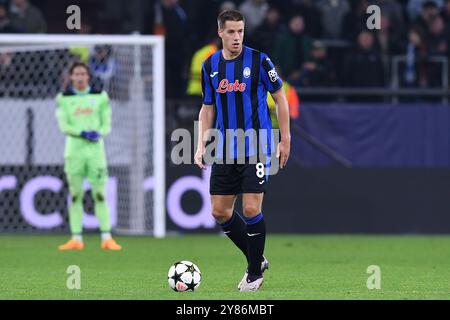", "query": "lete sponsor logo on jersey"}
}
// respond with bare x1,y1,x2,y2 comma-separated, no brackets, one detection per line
216,79,246,93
